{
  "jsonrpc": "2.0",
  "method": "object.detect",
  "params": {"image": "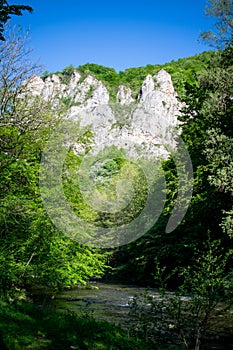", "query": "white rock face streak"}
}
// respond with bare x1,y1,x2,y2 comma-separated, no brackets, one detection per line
117,85,134,105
